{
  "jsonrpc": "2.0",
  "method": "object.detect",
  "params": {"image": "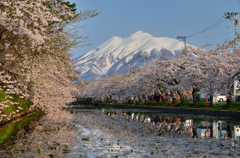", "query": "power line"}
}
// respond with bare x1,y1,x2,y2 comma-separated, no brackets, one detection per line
174,15,231,50
186,16,226,38
167,40,180,50
165,15,230,55
191,32,234,46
